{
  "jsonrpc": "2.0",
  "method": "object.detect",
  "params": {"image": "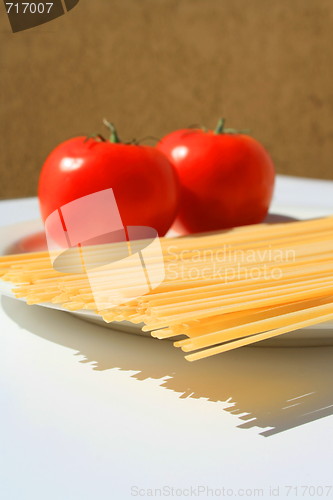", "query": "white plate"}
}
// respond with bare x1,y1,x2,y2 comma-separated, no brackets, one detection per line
0,216,332,347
